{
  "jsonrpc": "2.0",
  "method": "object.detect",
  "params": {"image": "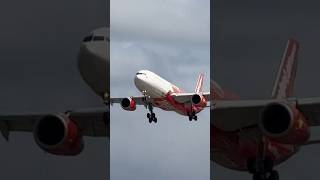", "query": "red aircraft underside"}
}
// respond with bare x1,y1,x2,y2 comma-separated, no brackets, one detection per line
211,82,299,171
